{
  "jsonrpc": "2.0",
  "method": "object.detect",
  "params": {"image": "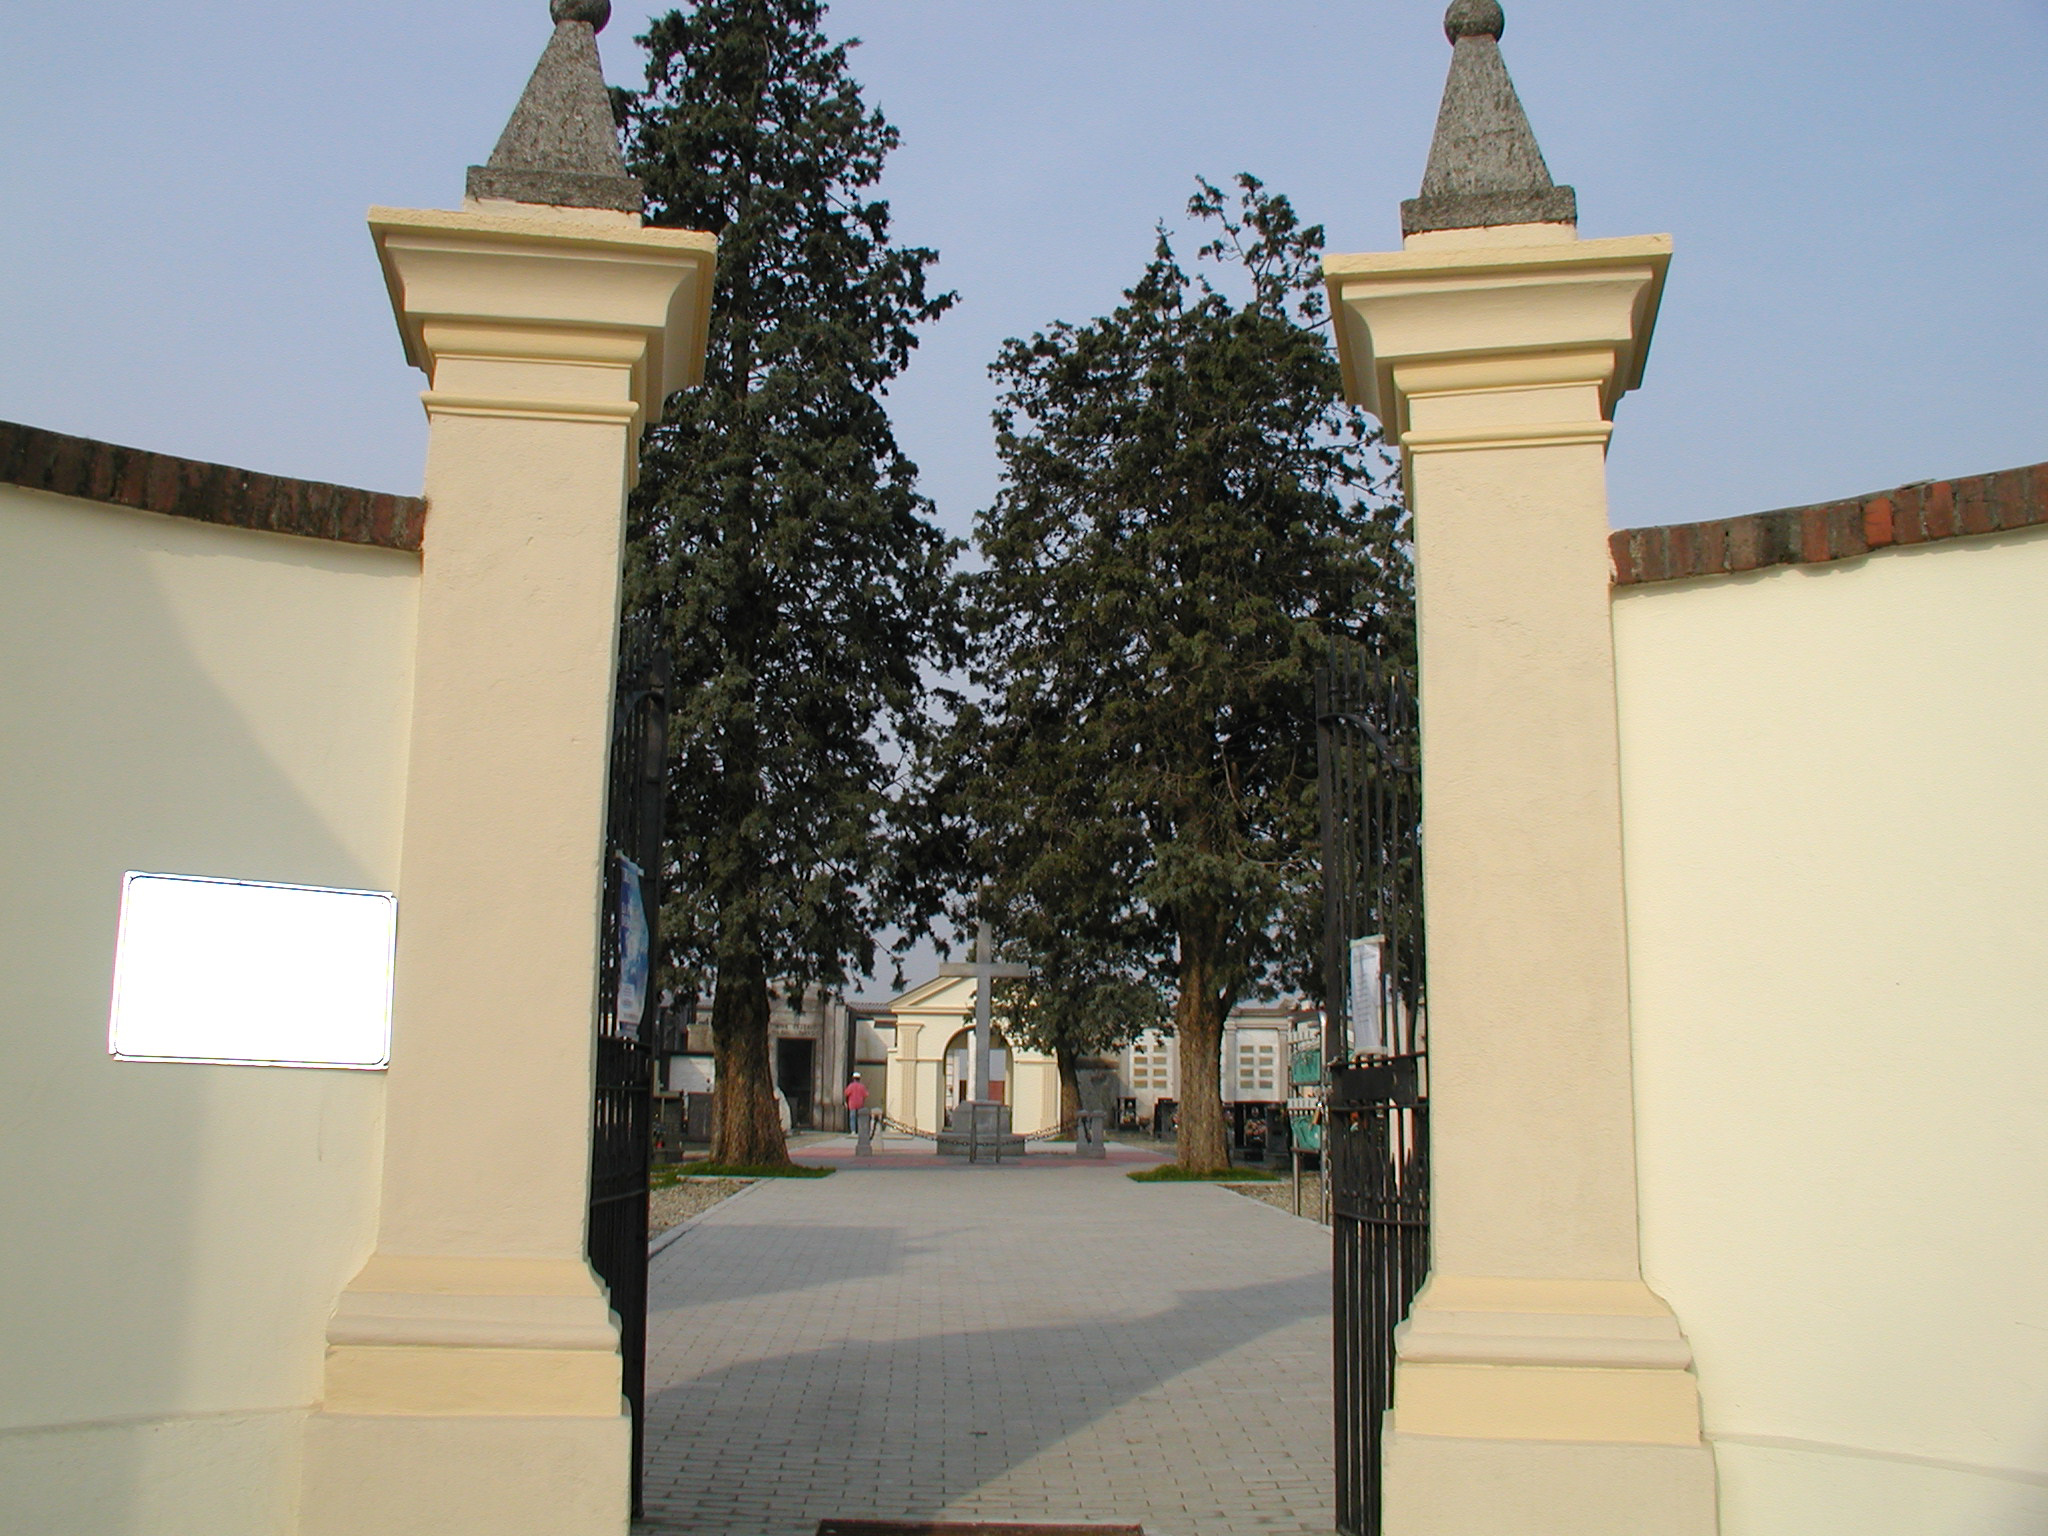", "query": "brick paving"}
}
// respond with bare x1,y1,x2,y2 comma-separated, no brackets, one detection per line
640,1139,1334,1536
